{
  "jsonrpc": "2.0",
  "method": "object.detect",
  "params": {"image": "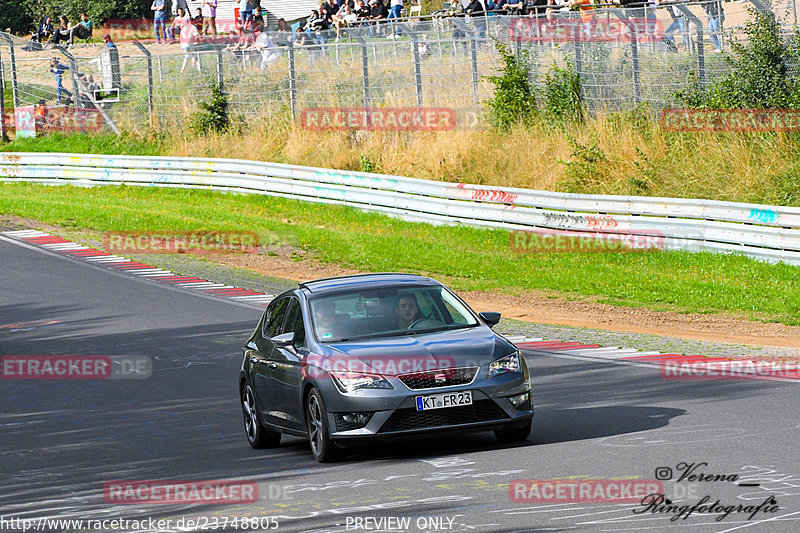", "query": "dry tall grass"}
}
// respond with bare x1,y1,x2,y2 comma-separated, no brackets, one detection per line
157,110,800,206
